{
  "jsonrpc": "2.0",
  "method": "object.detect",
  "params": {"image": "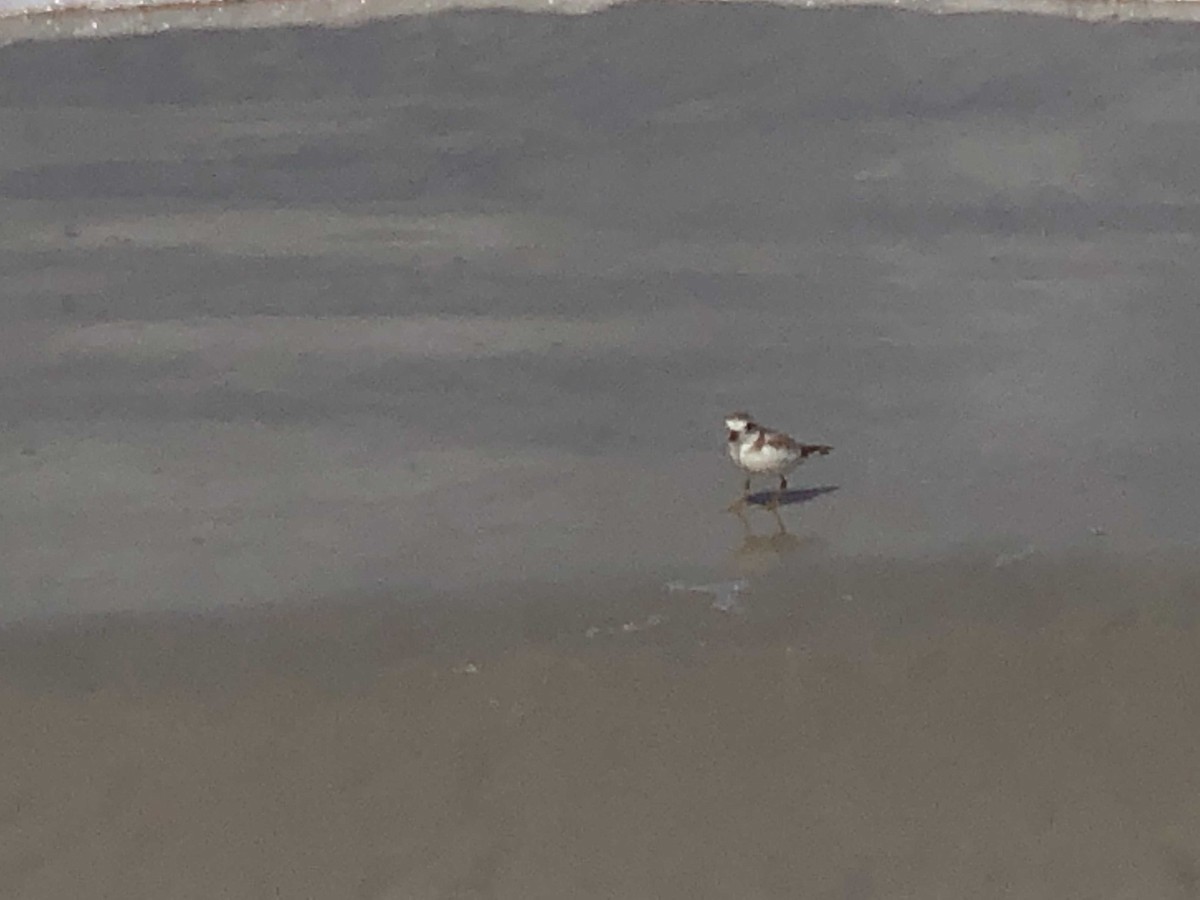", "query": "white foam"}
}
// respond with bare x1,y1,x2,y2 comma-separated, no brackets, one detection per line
4,0,1200,48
